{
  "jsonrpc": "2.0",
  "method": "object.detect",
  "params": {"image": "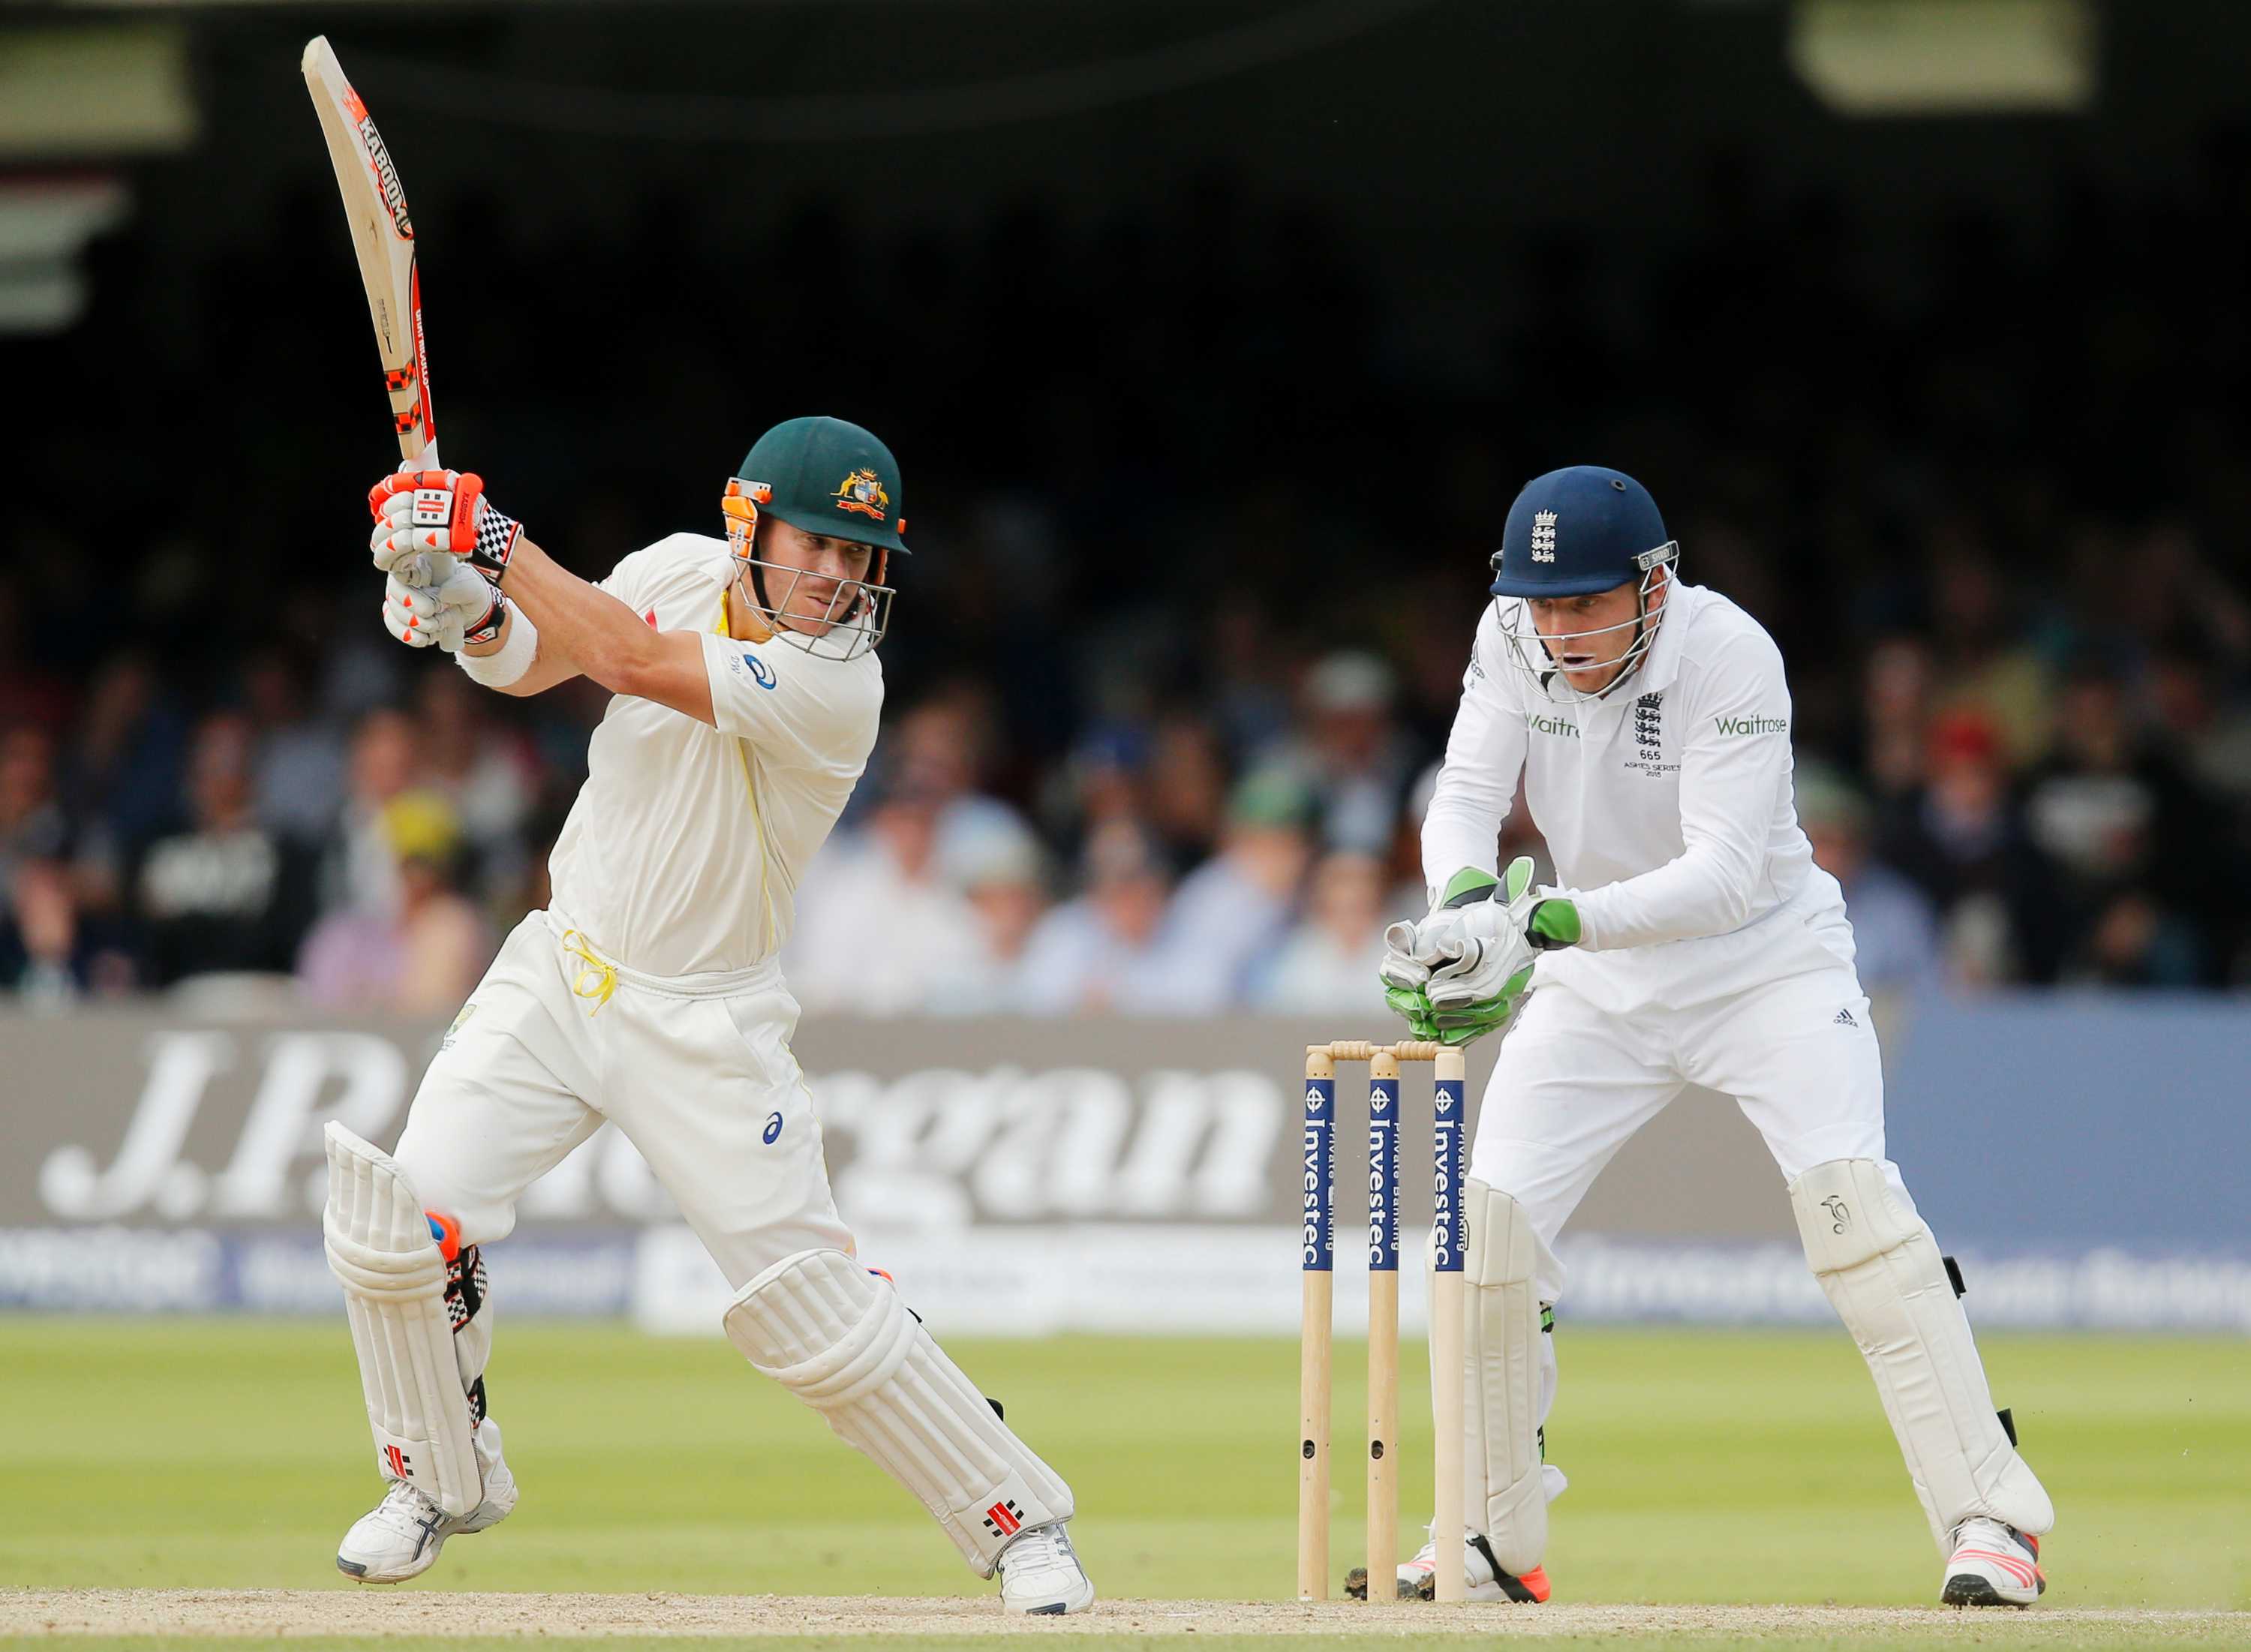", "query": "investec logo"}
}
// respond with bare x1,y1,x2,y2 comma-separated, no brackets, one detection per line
1300,1086,1331,1266
1365,1083,1397,1267
1528,713,1579,738
1431,1112,1462,1270
1712,714,1789,737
